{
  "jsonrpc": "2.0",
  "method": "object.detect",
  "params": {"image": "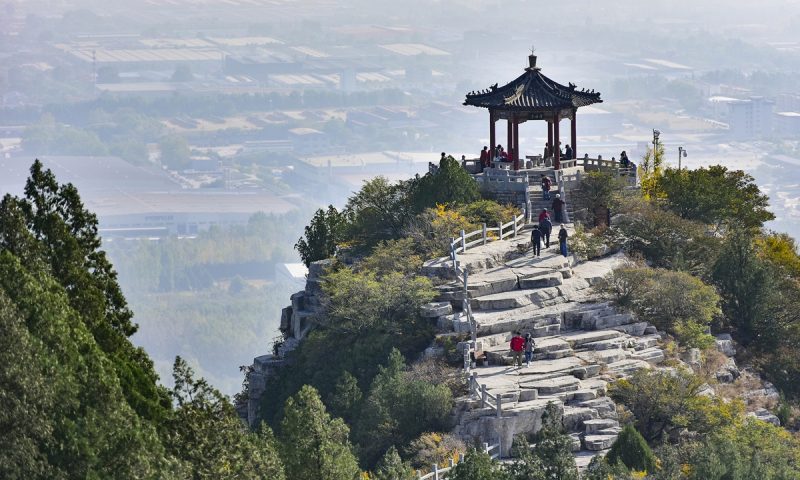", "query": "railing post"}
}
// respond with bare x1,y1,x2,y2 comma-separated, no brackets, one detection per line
450,458,455,468
463,270,468,295
417,470,422,479
483,442,489,453
498,222,503,240
482,223,487,245
513,217,518,238
481,384,488,408
433,464,439,480
496,395,502,418
460,229,466,252
464,348,470,372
